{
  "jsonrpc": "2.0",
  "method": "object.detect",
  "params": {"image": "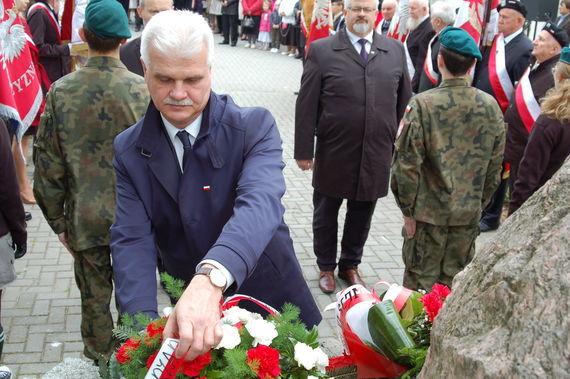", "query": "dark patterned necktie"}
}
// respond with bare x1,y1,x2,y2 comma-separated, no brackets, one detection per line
358,39,368,63
176,130,192,171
